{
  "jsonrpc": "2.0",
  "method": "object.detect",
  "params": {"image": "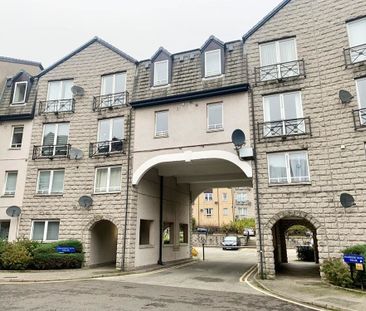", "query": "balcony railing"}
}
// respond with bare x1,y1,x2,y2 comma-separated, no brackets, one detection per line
257,117,311,140
32,144,71,159
39,99,75,114
89,139,125,157
254,59,305,84
344,43,366,67
352,108,366,130
93,92,128,111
